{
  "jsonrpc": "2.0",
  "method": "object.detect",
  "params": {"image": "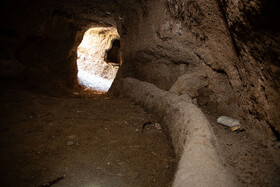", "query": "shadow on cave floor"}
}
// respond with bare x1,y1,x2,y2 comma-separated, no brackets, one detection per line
0,85,175,187
202,109,280,186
